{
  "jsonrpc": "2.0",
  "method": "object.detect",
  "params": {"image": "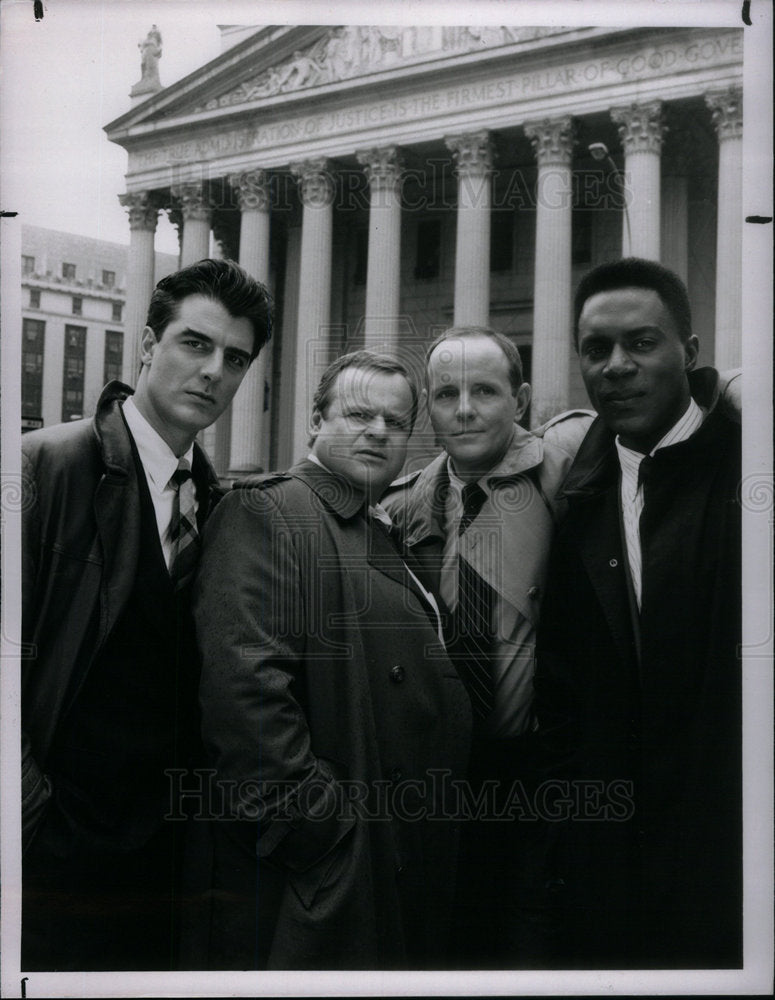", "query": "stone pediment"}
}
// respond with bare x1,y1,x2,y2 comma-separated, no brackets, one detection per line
193,25,569,113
